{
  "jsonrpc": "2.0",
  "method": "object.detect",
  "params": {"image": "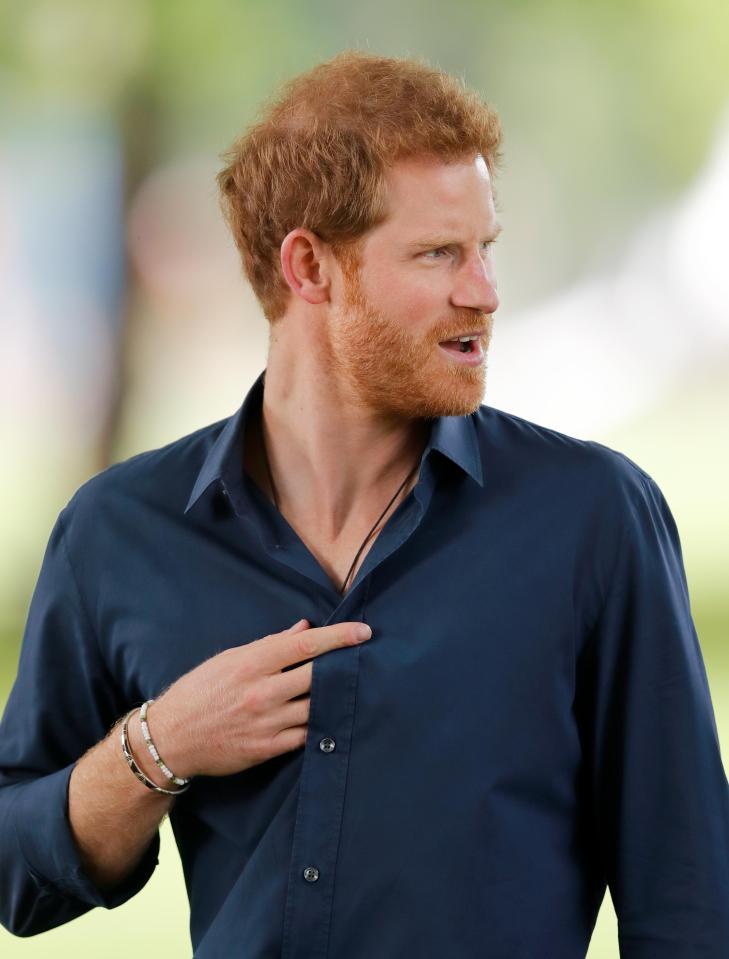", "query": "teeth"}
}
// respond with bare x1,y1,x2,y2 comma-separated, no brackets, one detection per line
447,334,479,342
